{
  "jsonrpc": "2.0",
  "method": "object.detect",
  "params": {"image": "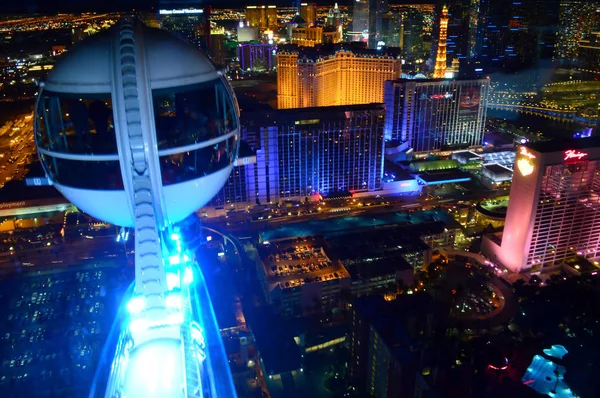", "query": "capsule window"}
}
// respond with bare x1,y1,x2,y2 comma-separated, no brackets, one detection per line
35,91,116,154
159,134,238,186
153,78,239,150
39,154,124,190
